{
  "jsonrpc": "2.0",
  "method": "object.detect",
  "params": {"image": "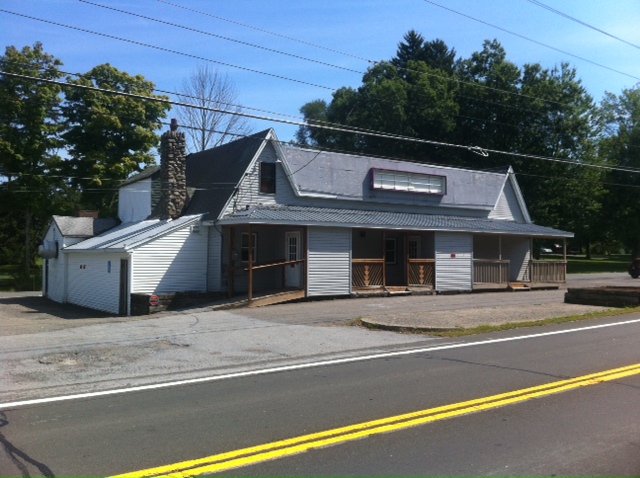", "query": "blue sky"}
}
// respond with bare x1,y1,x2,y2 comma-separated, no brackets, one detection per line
2,0,640,142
